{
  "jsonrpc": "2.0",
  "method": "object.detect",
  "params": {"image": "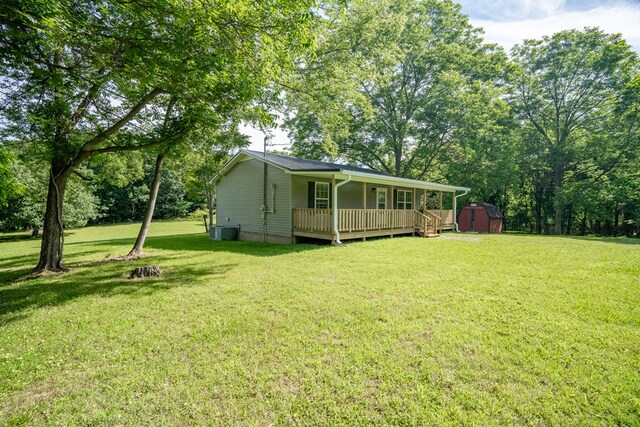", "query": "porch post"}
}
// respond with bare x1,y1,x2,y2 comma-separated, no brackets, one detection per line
362,181,367,241
390,185,394,208
439,191,443,230
332,176,337,243
452,191,457,231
